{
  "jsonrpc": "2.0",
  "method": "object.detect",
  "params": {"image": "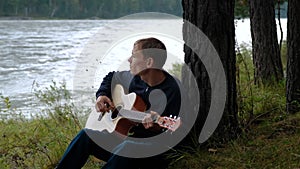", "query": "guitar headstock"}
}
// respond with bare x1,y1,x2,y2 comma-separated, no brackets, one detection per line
157,115,181,132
